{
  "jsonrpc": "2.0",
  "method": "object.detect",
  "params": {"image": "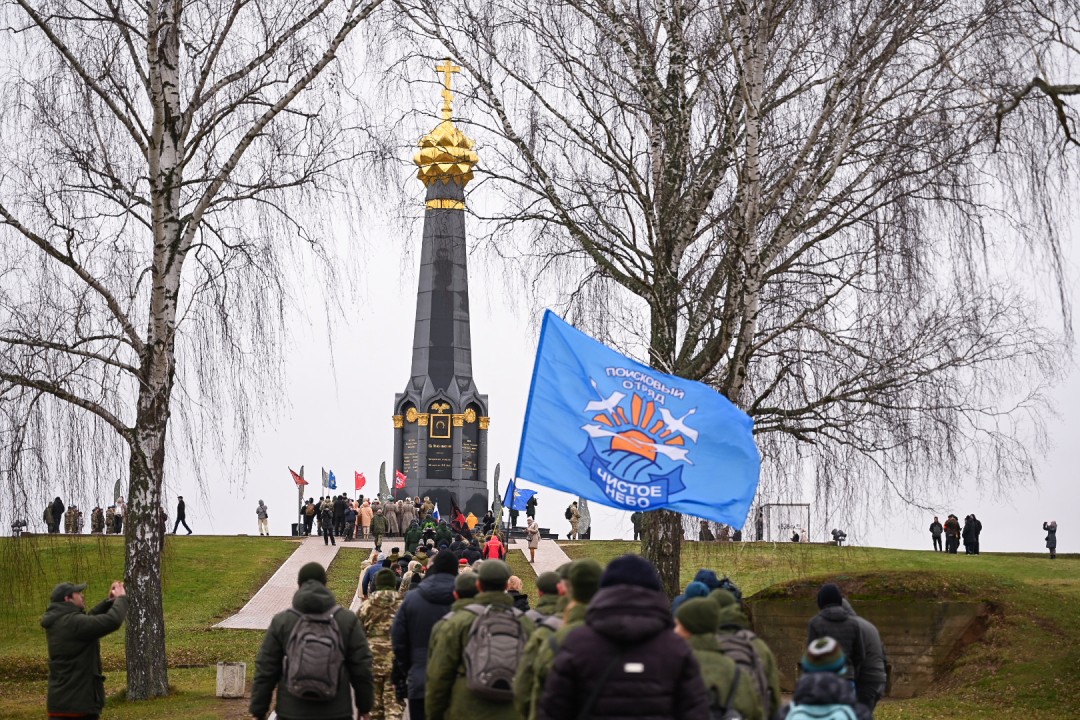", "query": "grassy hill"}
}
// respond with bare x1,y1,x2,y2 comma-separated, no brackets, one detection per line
560,540,1080,719
0,535,1075,718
